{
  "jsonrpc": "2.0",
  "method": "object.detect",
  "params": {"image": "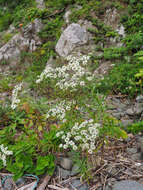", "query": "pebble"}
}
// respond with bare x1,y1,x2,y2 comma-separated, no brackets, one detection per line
70,164,80,176
70,179,89,190
112,113,122,119
137,137,143,153
127,147,138,154
131,153,142,161
59,157,73,170
136,95,143,103
56,166,71,179
112,180,143,190
126,108,134,116
121,120,133,127
15,177,25,187
135,103,143,115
